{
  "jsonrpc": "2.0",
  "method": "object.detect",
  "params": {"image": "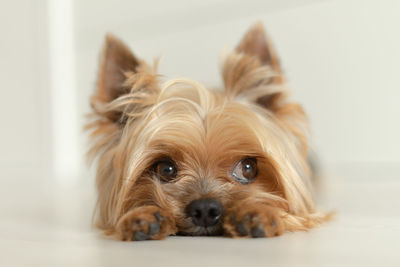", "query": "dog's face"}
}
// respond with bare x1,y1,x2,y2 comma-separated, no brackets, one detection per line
122,88,288,236
88,23,320,238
